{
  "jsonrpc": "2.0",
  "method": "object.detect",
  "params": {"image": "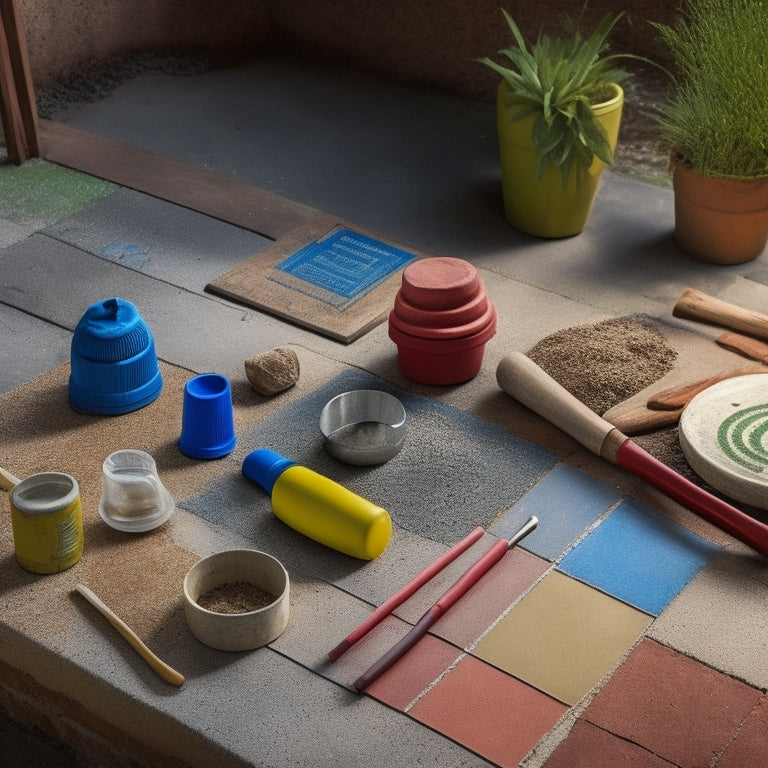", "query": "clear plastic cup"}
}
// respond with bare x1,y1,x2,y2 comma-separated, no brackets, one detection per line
99,449,175,532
